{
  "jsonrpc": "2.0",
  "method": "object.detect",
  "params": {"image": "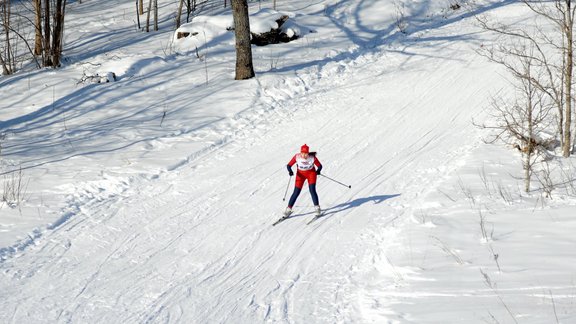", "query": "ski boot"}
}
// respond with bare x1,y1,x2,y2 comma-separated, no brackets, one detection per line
314,205,322,217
